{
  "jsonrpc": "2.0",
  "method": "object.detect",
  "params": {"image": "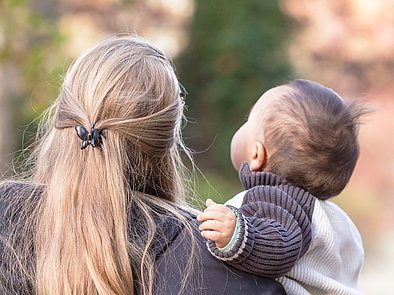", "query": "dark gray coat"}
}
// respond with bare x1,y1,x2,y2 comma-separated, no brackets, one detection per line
0,182,286,295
